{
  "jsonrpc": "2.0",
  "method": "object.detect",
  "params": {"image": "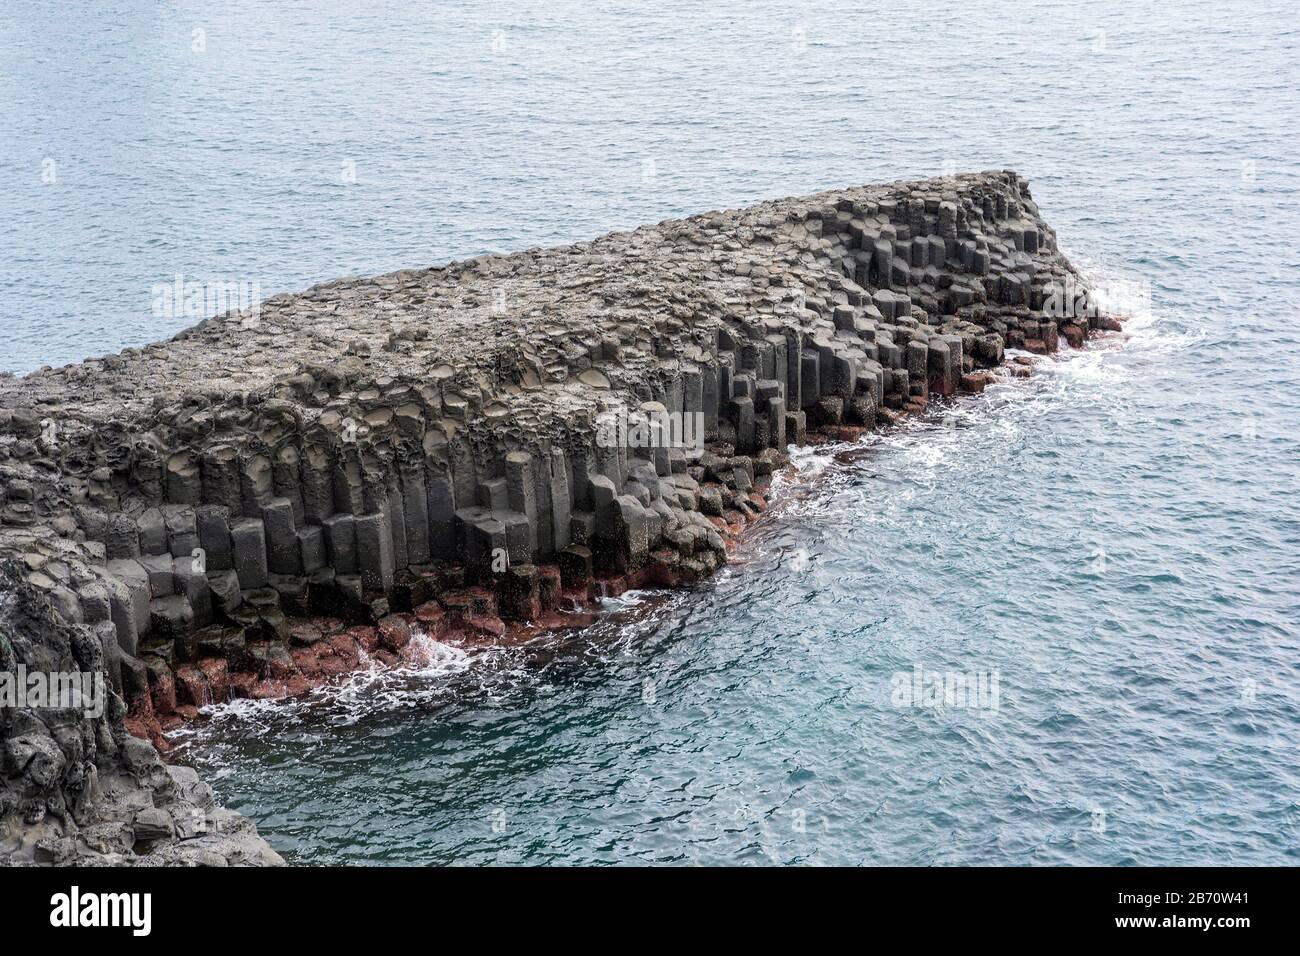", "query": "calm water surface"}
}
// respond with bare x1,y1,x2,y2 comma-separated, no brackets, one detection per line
3,1,1297,864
